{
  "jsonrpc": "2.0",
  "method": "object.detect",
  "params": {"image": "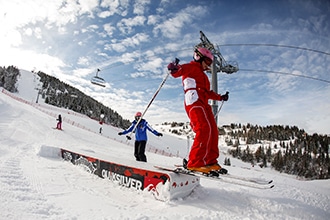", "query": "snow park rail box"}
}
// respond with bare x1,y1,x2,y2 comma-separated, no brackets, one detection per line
60,148,200,201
